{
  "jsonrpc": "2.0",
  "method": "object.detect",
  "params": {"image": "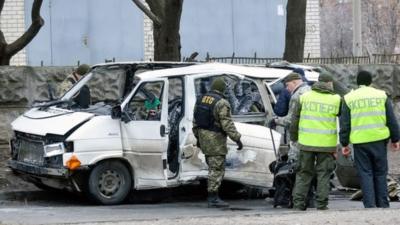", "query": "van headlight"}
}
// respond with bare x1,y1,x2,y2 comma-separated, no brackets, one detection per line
43,142,65,158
